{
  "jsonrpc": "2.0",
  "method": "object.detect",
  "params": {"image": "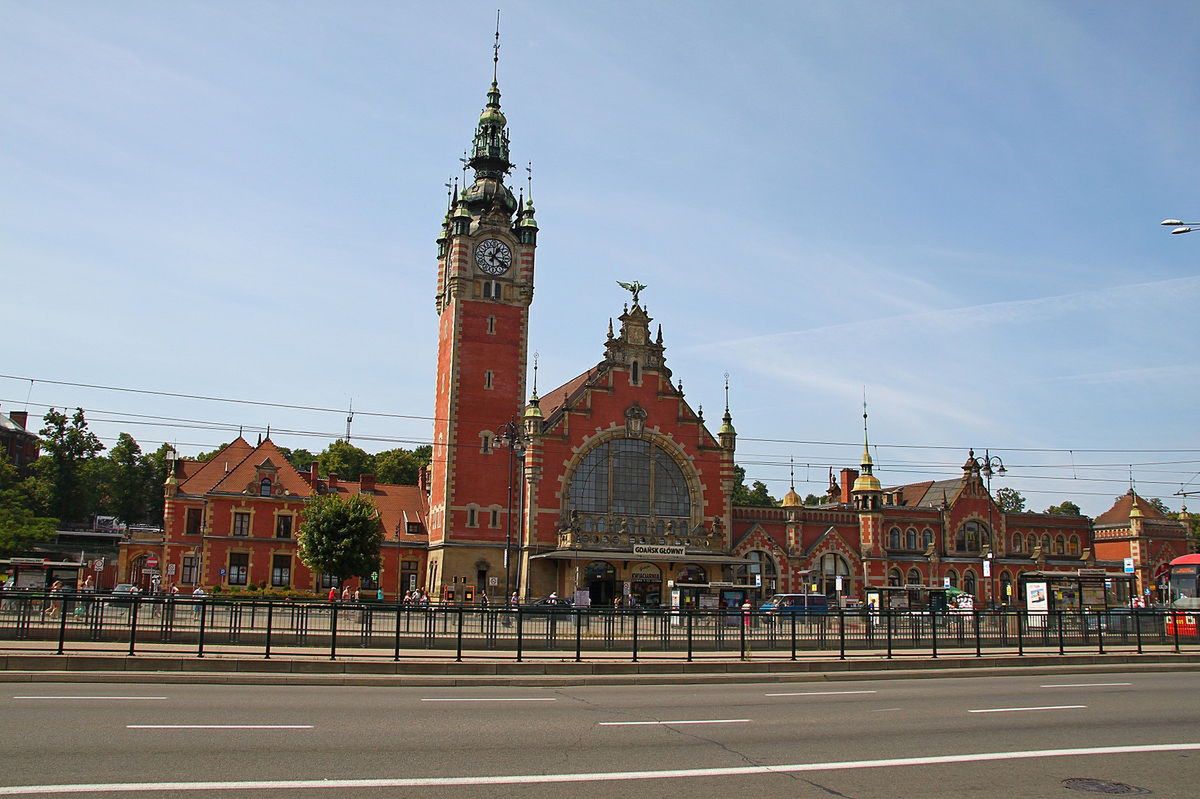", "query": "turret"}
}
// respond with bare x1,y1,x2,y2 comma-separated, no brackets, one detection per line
719,374,737,452
851,401,882,511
